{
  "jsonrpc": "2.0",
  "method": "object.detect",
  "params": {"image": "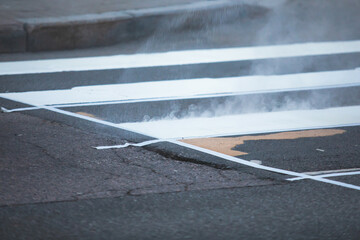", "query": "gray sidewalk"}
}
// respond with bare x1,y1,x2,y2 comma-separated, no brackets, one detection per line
0,0,272,53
